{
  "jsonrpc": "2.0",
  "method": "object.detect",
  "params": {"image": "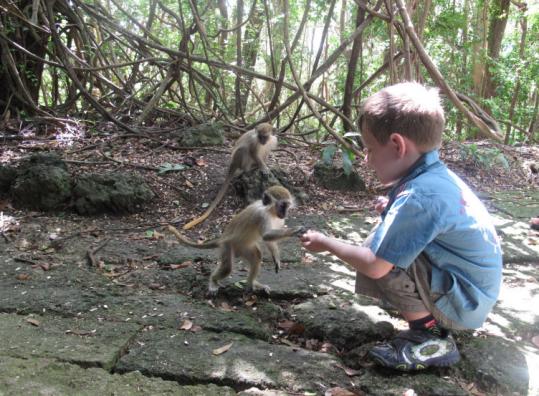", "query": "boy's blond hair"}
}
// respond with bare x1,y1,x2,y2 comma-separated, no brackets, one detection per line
360,82,445,151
